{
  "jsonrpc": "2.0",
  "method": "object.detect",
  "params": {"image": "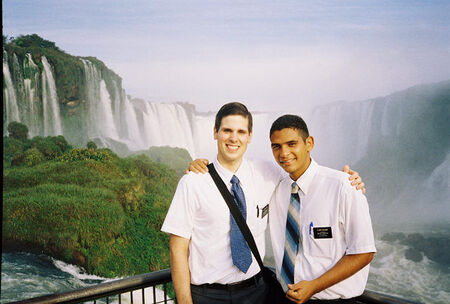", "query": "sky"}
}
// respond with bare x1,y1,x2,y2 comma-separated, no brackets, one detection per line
3,0,450,112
